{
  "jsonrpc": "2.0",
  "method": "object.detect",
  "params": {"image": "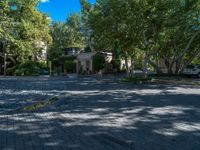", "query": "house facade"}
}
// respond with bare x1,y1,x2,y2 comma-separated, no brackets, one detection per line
75,52,96,74
56,47,130,75
75,52,113,74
